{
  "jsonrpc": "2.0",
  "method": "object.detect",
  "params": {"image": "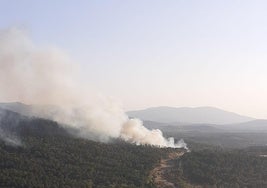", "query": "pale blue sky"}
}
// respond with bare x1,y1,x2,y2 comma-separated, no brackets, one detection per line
1,0,267,118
